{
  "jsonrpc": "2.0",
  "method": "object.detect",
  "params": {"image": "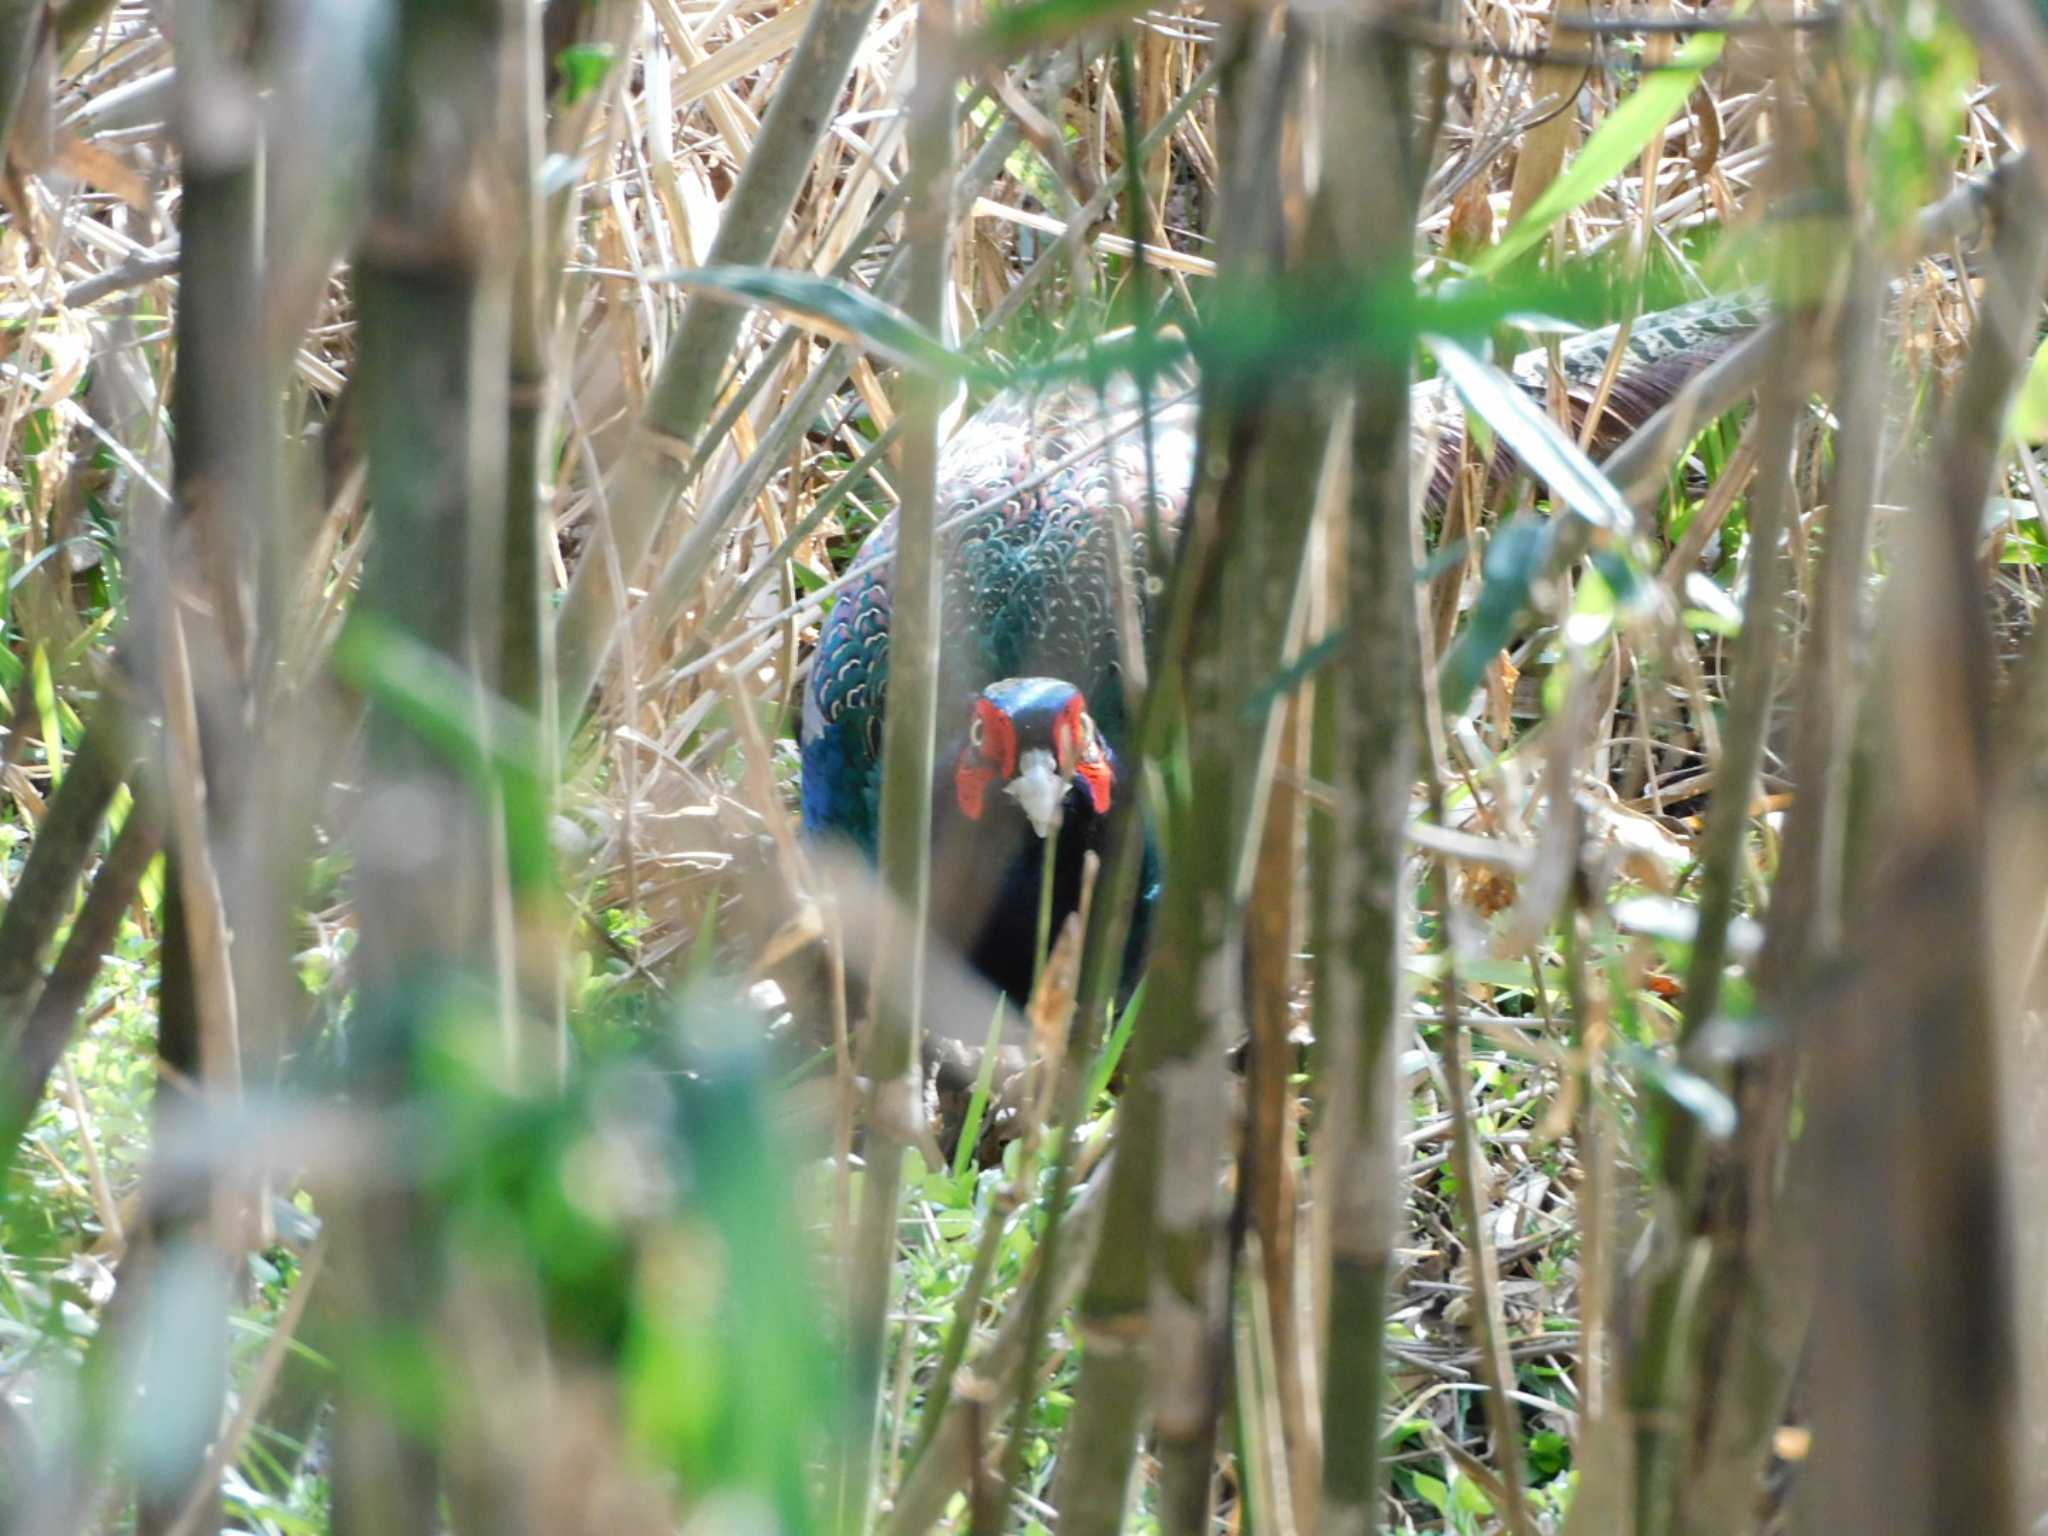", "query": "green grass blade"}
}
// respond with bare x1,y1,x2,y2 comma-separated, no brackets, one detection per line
32,645,60,788
951,999,1008,1182
1084,979,1145,1110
